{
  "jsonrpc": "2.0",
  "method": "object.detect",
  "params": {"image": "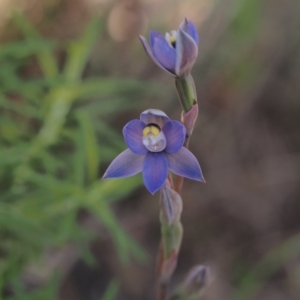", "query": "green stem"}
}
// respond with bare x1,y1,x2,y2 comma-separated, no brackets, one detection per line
175,73,197,113
155,188,183,300
174,74,198,194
